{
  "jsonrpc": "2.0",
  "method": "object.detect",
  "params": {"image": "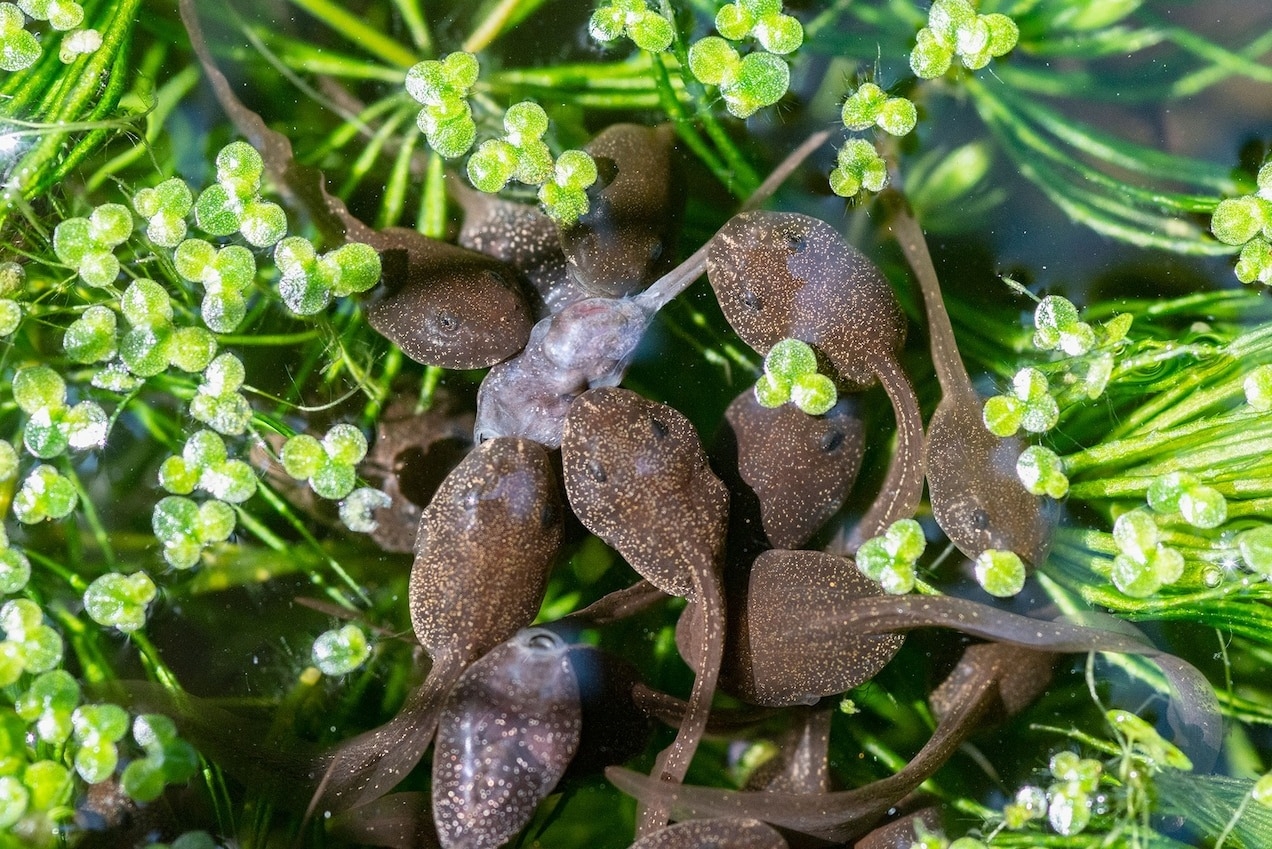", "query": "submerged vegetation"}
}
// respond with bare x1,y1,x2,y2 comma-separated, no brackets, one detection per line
0,0,1269,846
